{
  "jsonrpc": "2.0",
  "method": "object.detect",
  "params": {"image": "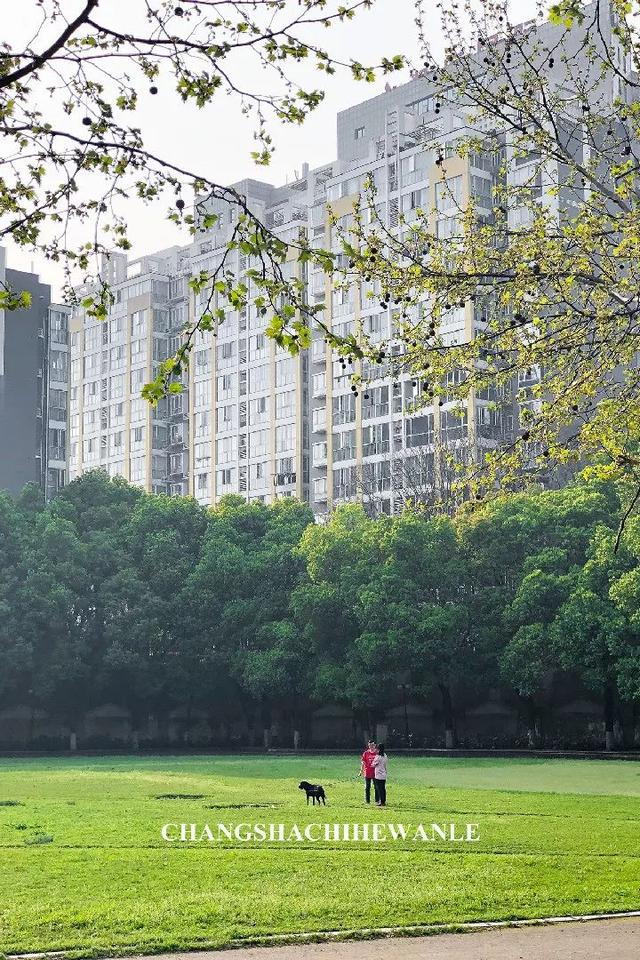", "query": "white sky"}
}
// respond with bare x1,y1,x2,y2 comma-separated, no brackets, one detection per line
6,0,539,295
